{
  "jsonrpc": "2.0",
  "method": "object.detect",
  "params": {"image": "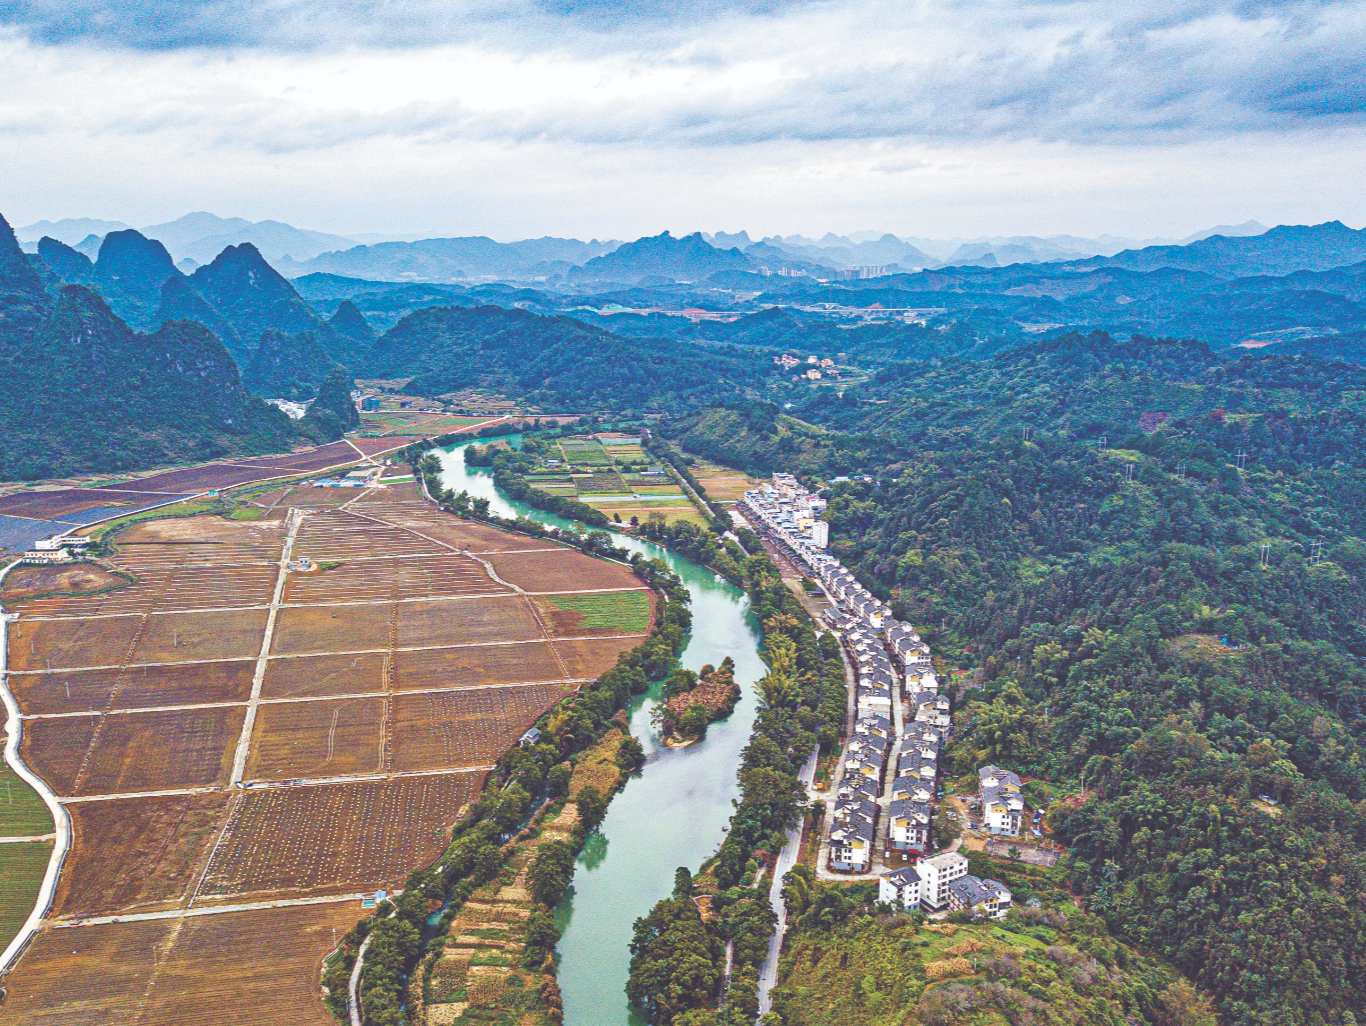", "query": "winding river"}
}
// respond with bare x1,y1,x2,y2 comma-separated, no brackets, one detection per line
435,441,766,1026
